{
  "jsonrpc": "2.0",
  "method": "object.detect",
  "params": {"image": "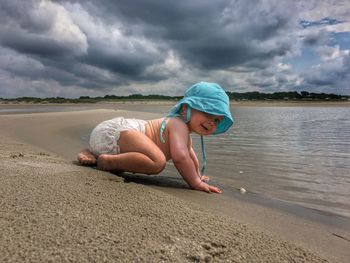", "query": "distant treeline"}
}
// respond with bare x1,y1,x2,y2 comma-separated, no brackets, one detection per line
0,91,349,103
226,91,349,101
0,94,182,104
